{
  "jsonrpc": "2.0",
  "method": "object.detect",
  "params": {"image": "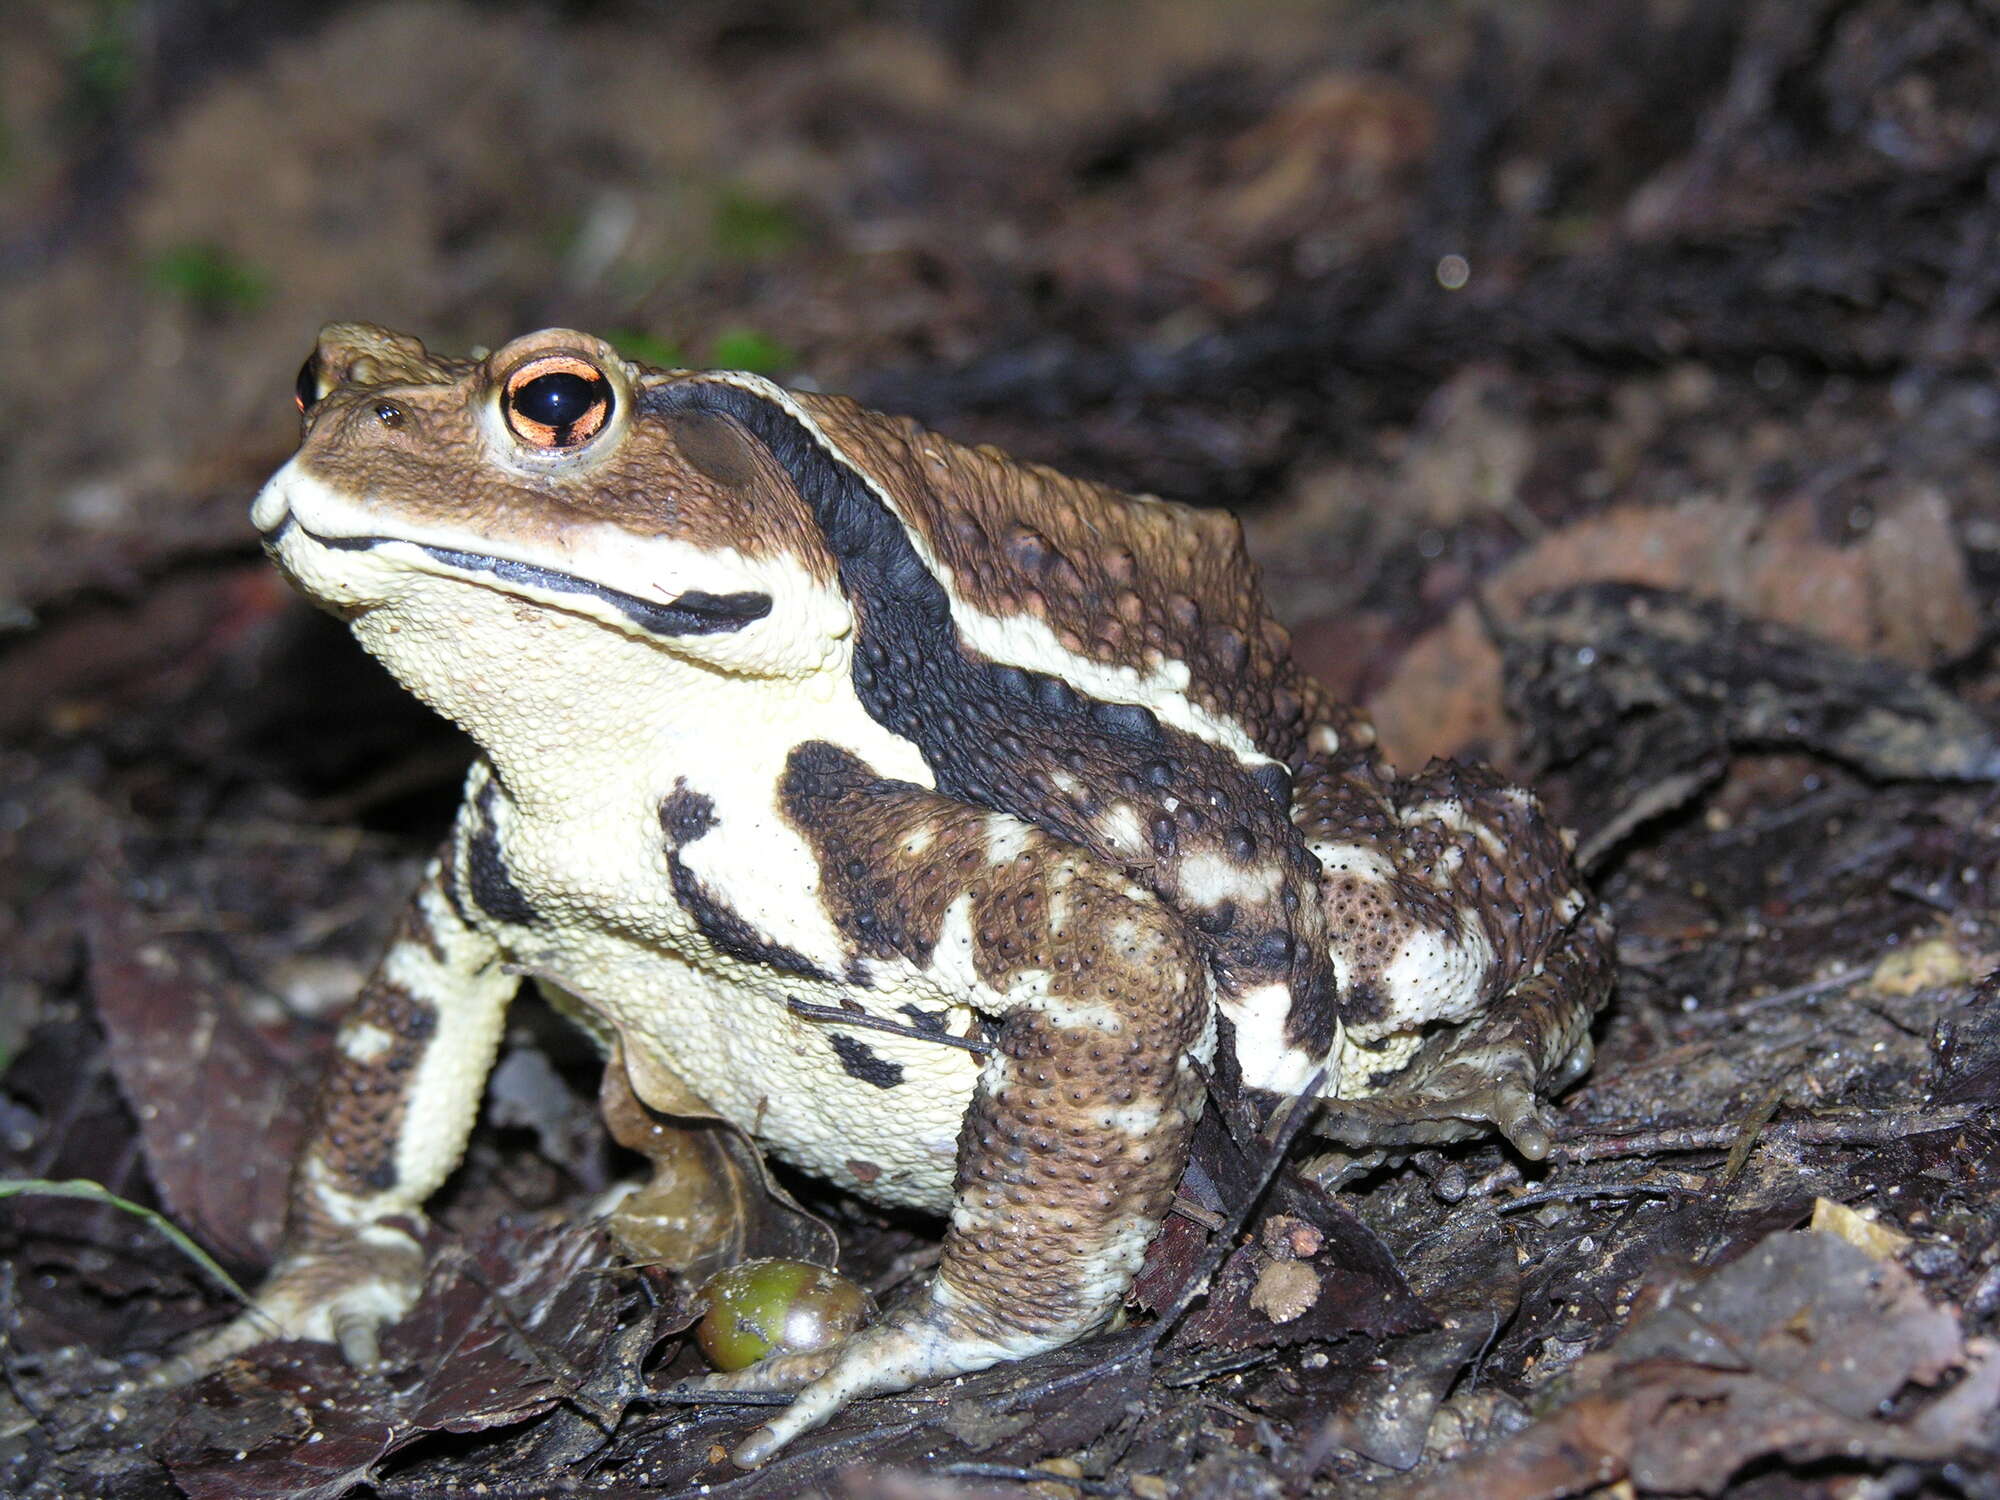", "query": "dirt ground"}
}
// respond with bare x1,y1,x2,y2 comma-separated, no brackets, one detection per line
2,2,1997,1497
